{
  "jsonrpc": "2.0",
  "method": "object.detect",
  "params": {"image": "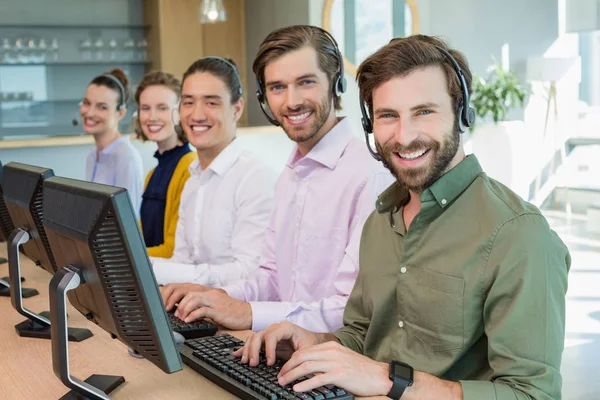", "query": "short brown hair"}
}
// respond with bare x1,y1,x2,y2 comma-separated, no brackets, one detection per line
253,25,343,111
133,71,185,142
357,35,472,132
